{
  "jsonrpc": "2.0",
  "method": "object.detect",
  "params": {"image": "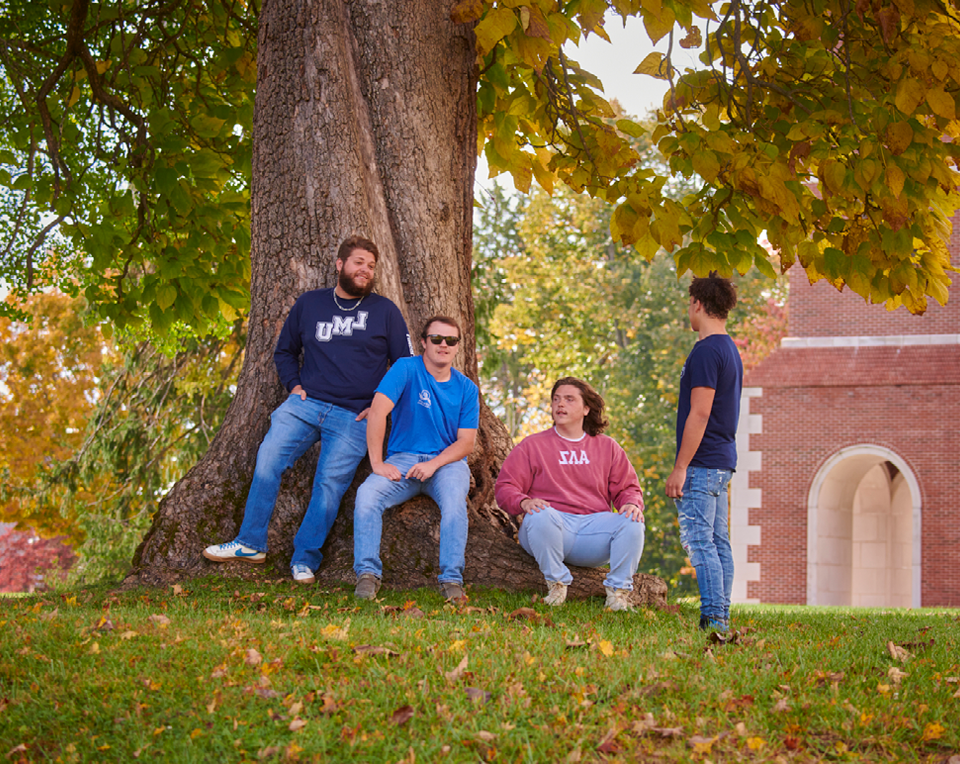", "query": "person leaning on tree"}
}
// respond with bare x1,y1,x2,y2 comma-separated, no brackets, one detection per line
494,377,646,611
352,316,479,603
203,235,412,584
665,272,743,633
